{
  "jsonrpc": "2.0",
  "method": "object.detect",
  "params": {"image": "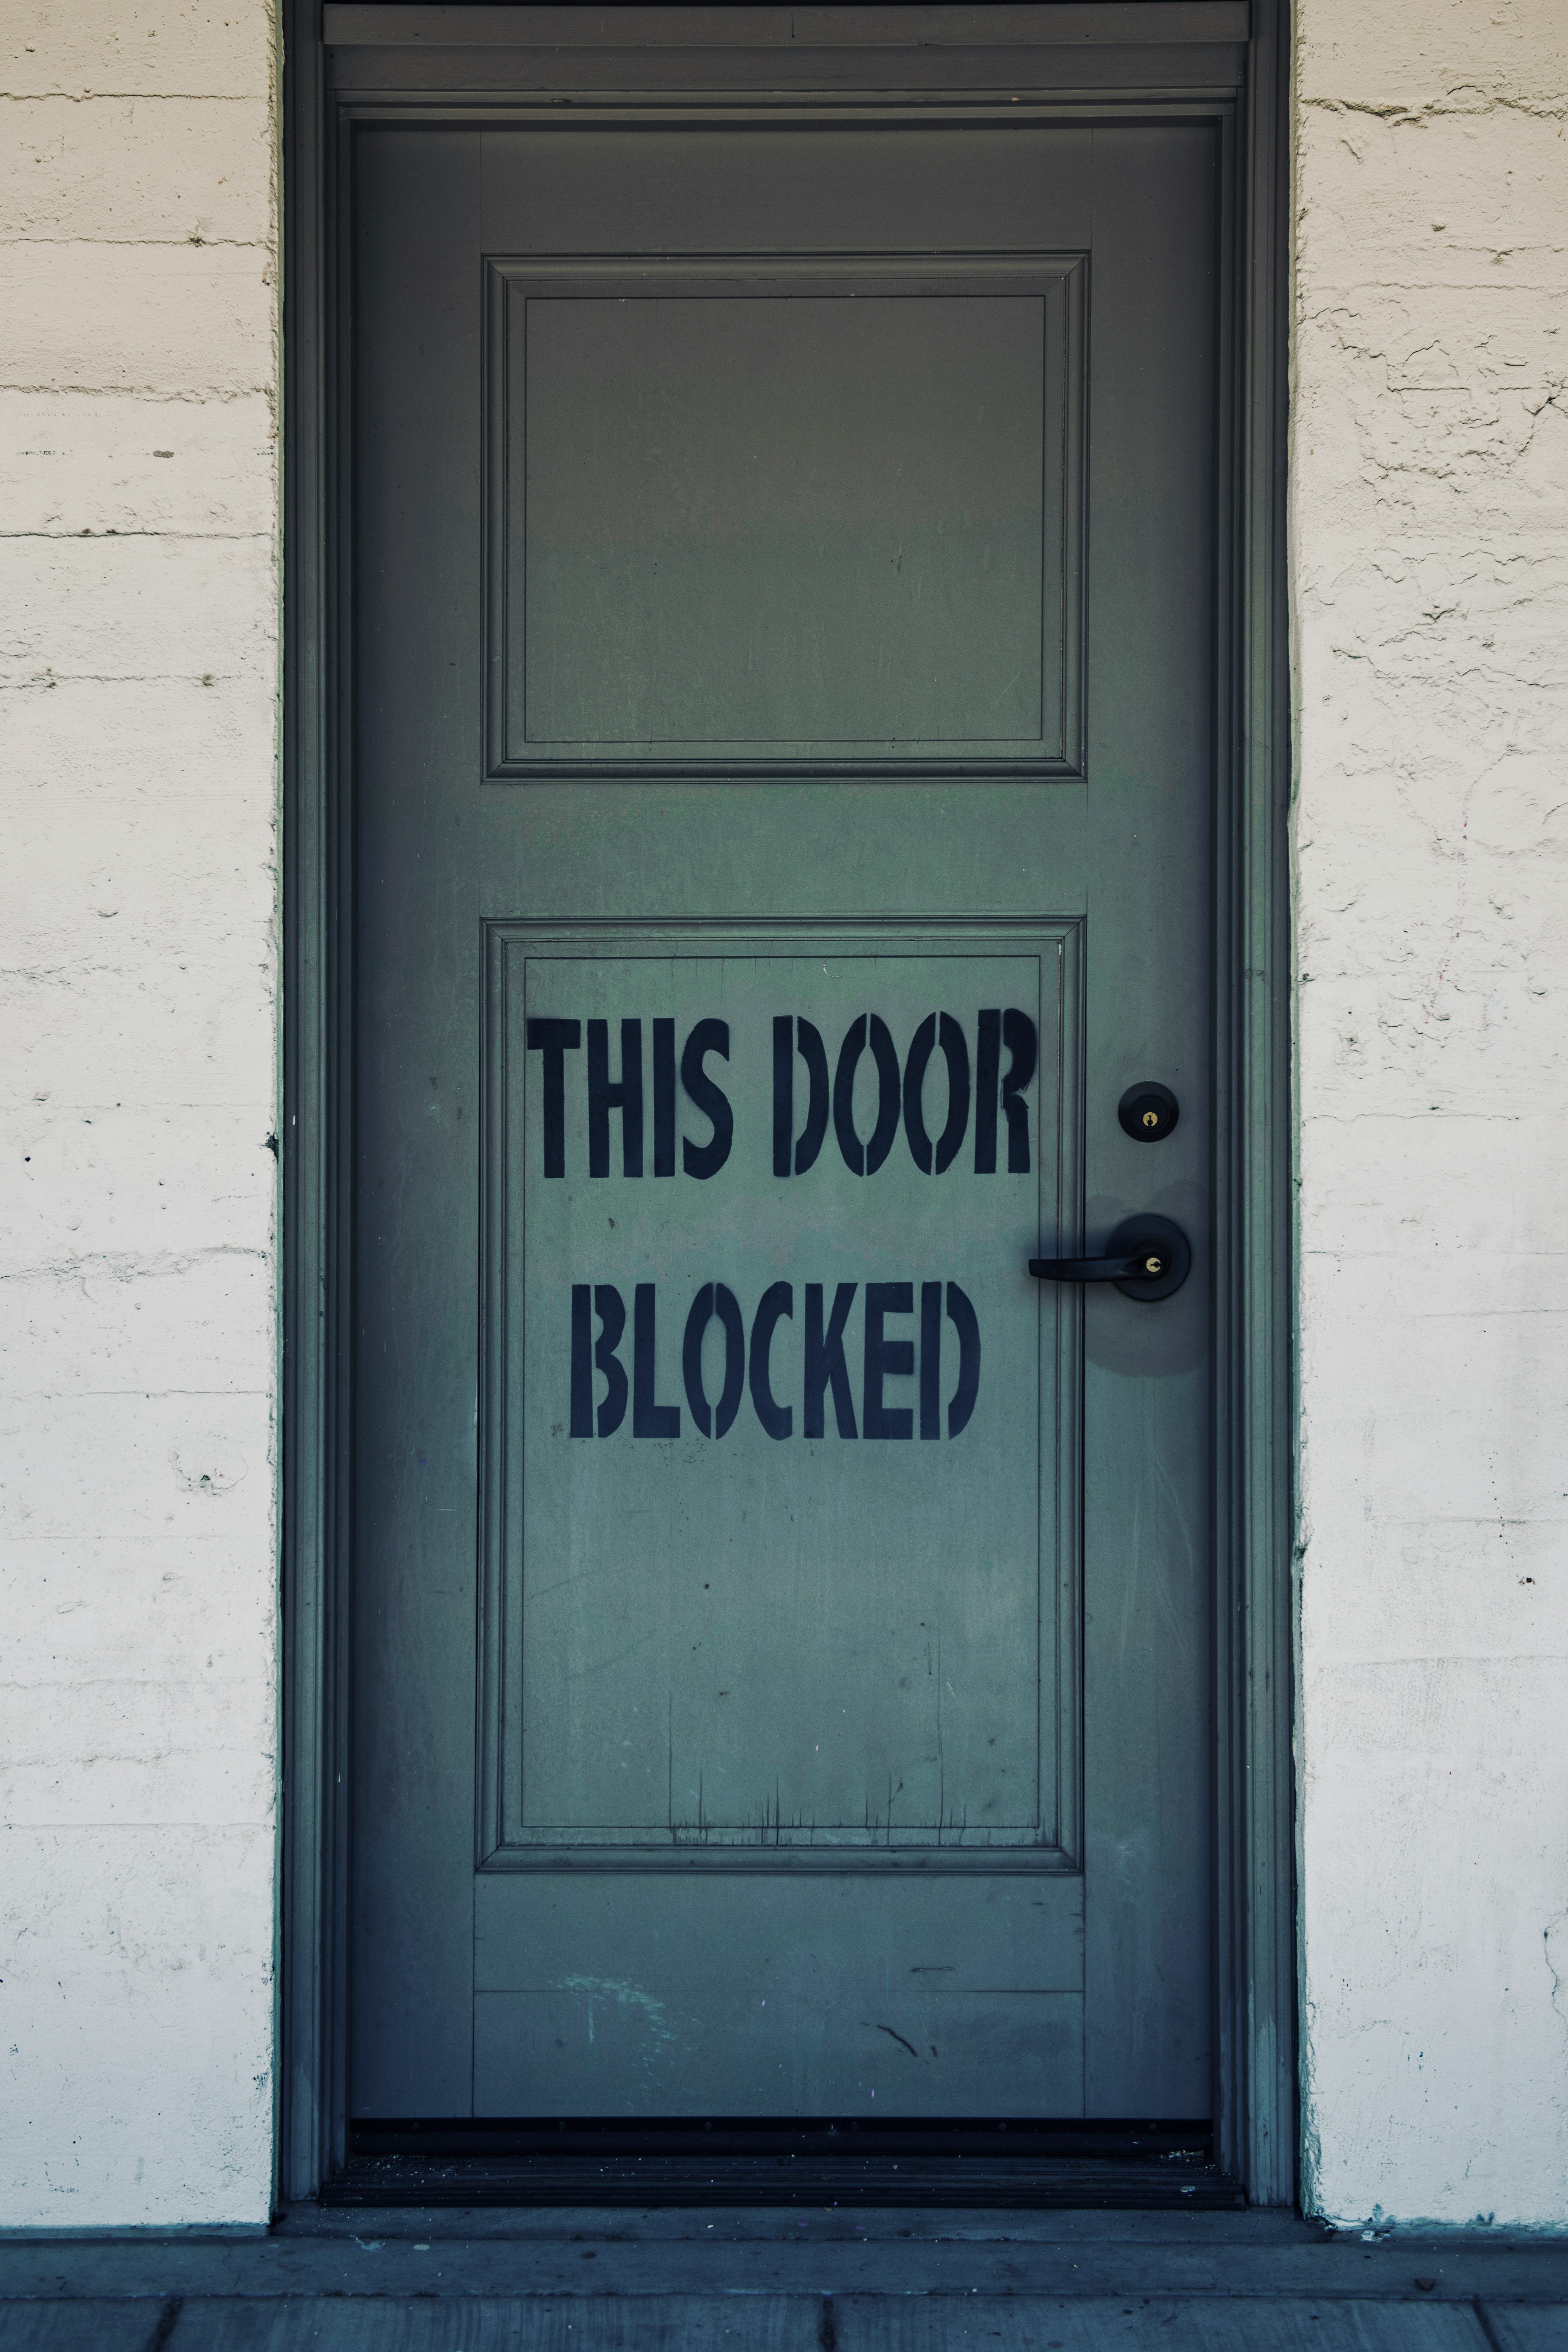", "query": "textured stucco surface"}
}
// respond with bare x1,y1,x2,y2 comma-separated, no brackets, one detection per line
0,2,279,2226
1293,0,1568,2226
